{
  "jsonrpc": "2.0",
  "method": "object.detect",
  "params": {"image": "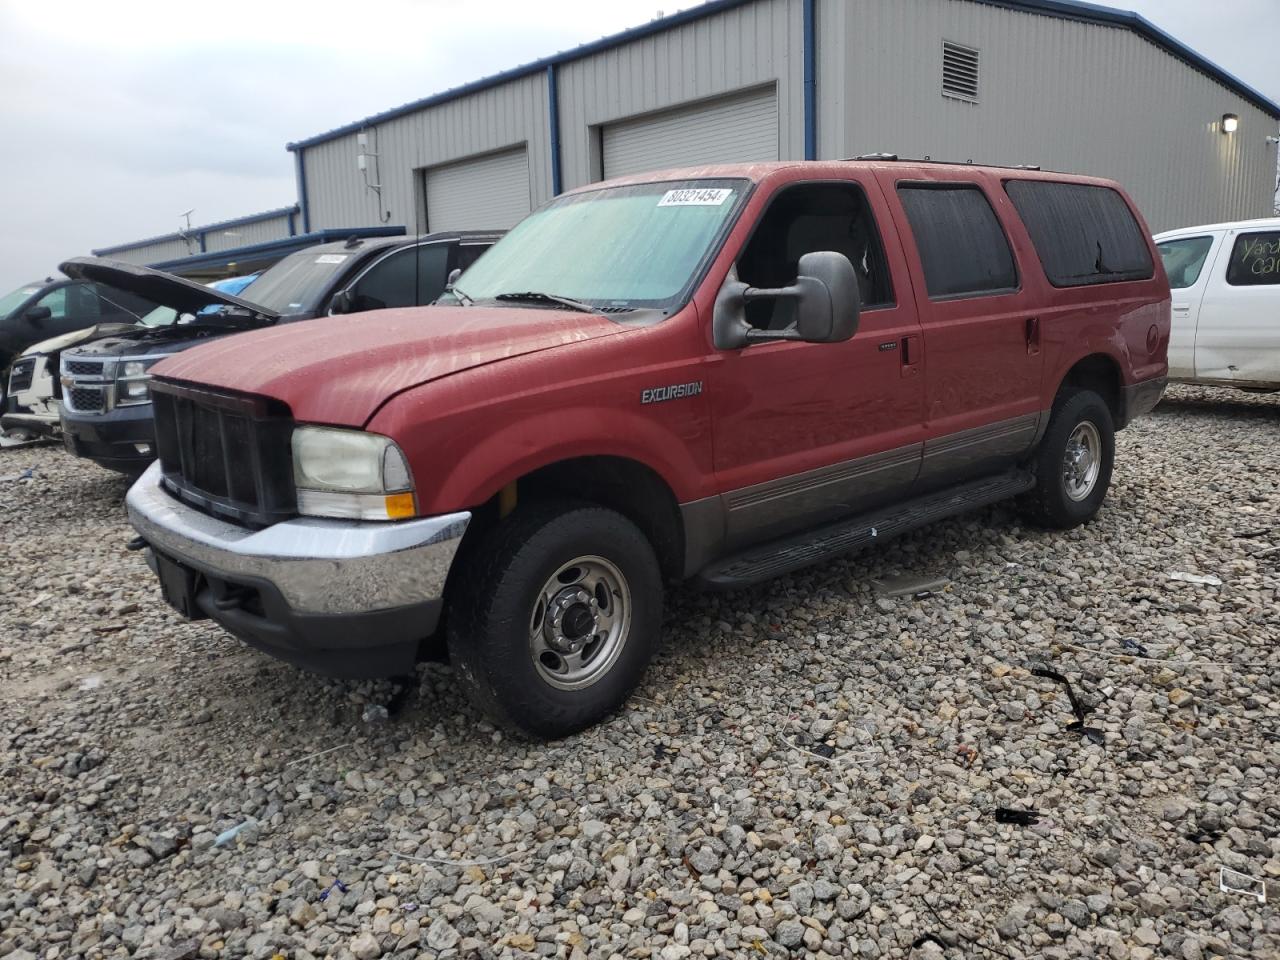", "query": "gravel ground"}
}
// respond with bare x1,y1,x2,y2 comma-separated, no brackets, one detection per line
2,383,1278,960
